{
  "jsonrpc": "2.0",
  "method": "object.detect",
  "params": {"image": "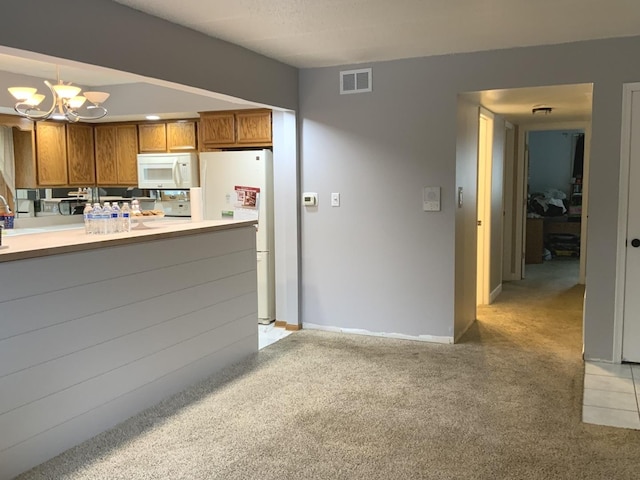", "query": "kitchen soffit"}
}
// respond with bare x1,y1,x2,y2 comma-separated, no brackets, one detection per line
0,47,264,122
